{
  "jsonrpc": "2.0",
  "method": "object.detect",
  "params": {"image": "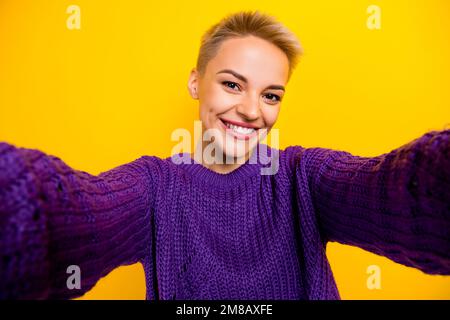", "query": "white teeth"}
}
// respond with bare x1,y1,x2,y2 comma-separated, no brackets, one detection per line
225,122,255,135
